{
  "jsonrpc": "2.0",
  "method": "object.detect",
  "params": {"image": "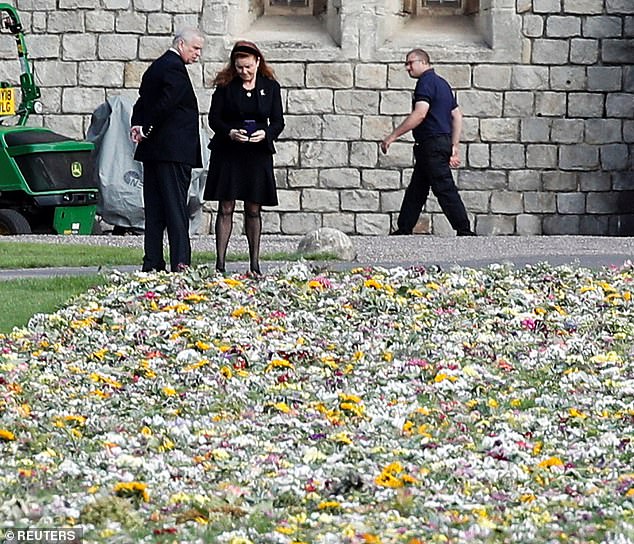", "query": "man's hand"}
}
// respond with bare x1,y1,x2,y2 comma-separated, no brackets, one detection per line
130,126,144,143
248,129,266,143
380,135,395,154
449,144,461,168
